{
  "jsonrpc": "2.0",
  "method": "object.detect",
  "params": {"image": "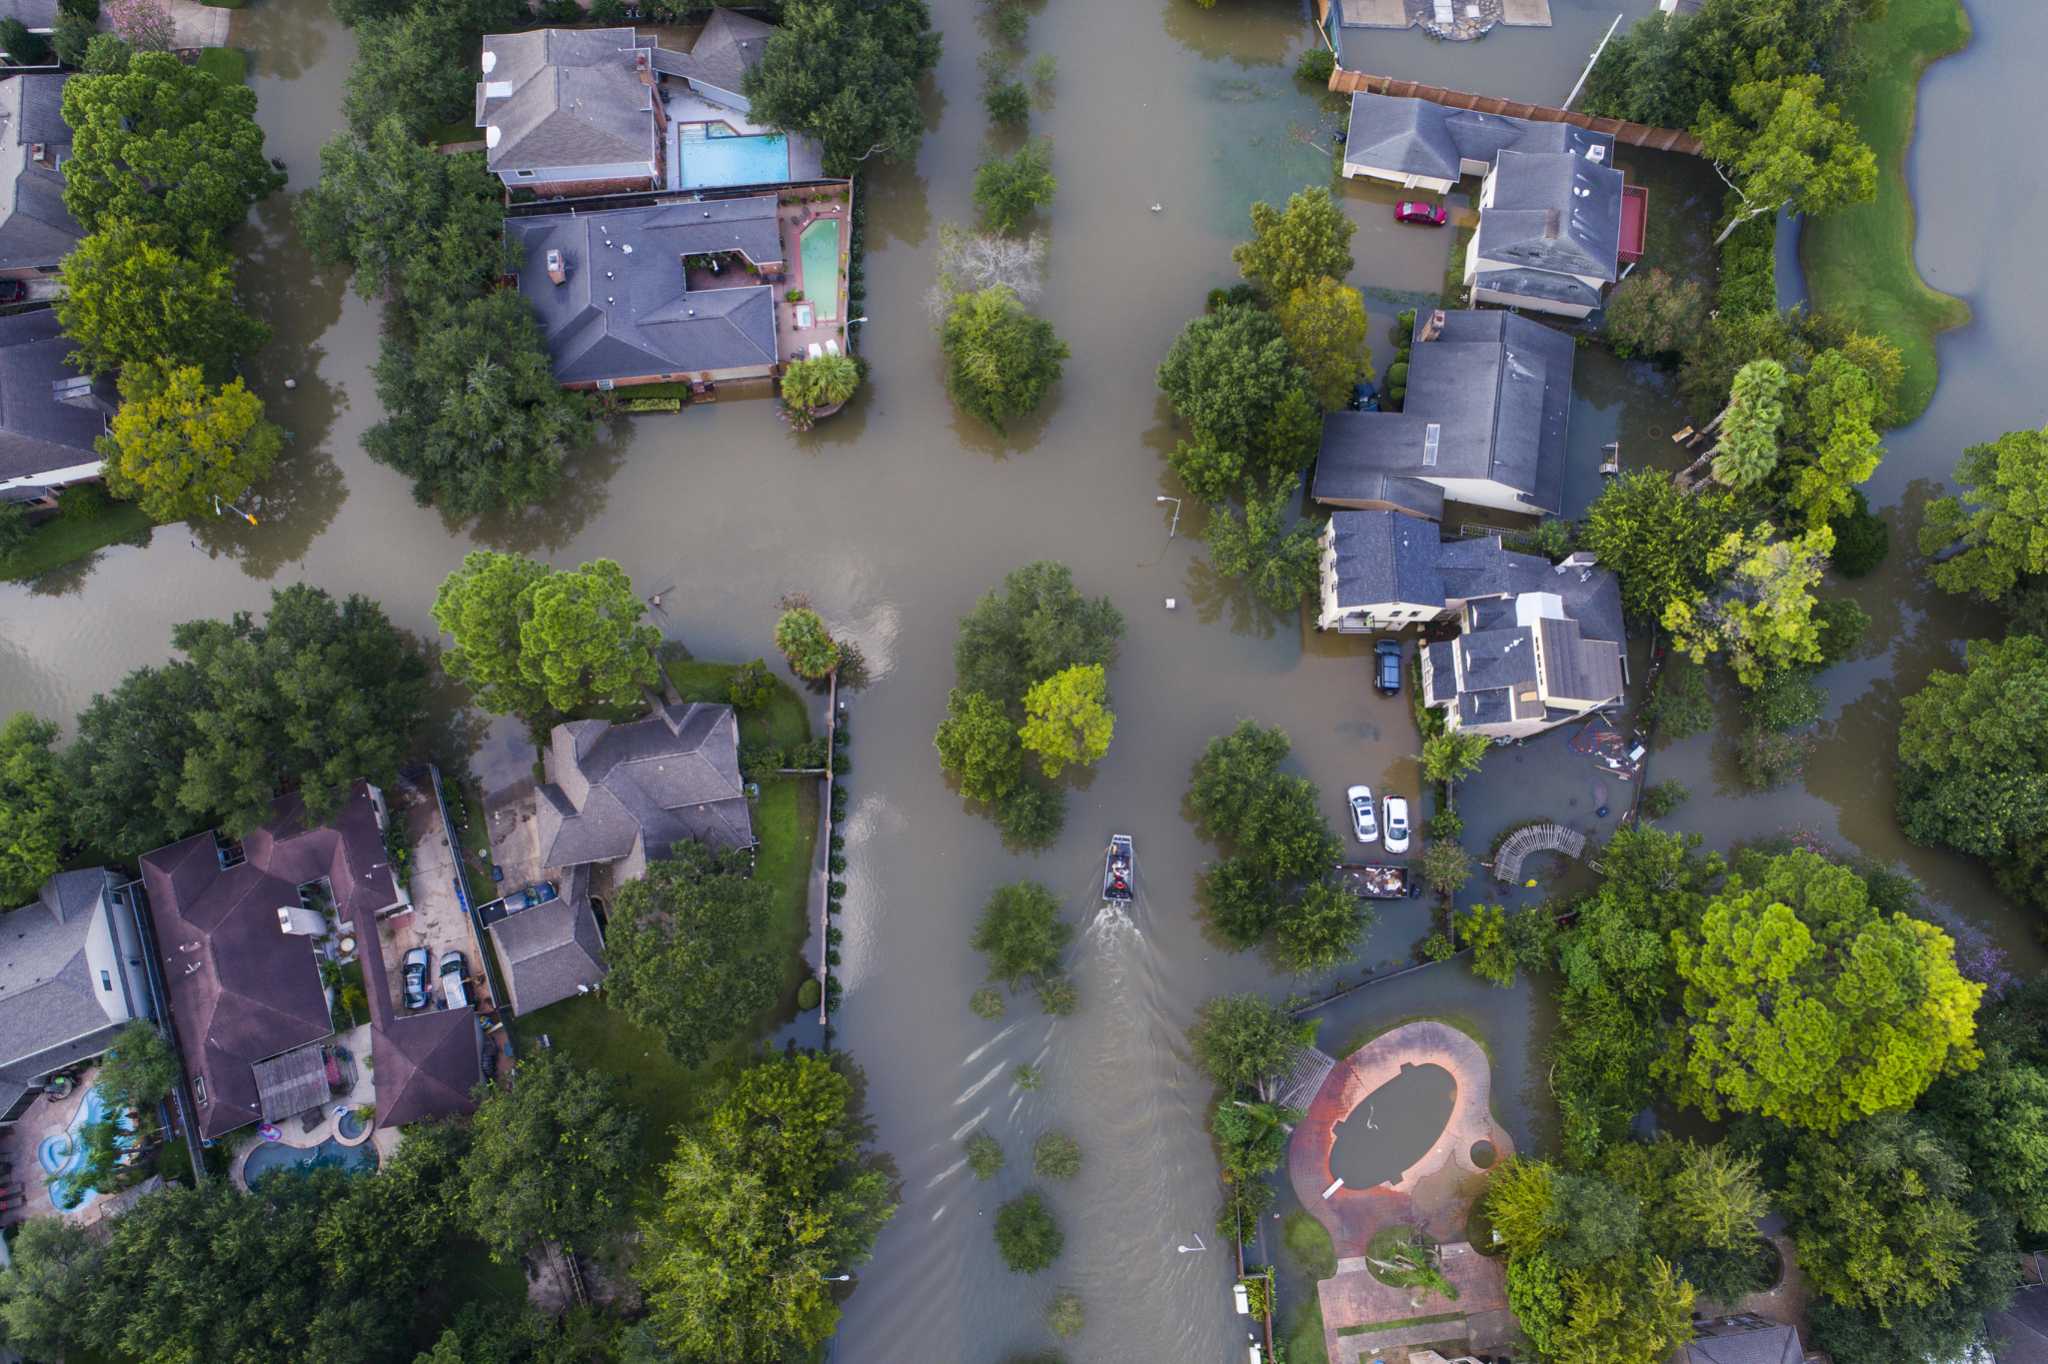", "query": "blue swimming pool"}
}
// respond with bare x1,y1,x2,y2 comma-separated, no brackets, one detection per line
38,1086,135,1211
678,132,791,189
243,1134,380,1185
